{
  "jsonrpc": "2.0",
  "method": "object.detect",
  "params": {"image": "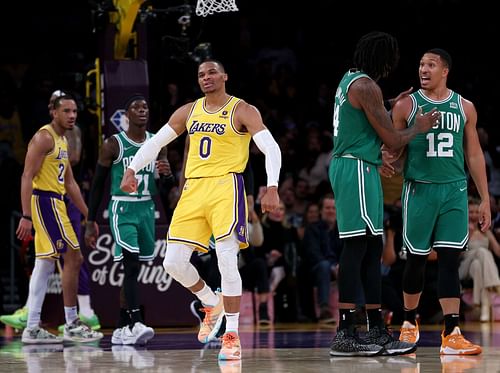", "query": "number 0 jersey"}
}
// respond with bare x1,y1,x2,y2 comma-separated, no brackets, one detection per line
184,96,251,178
404,89,466,183
110,131,157,198
32,124,69,195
